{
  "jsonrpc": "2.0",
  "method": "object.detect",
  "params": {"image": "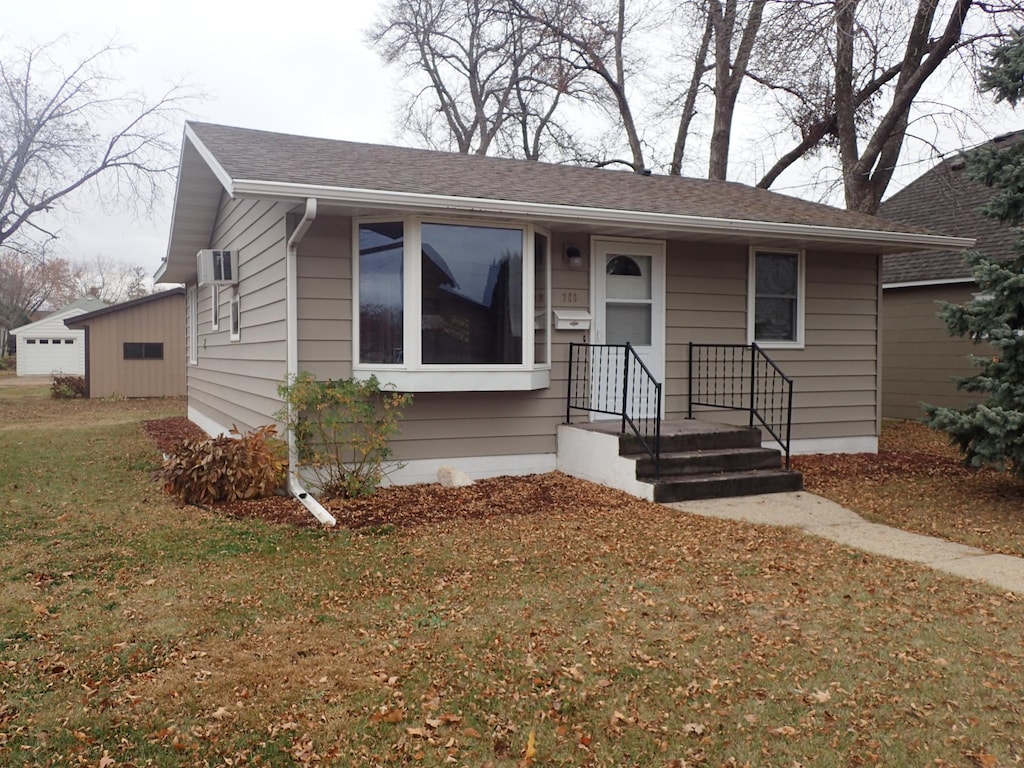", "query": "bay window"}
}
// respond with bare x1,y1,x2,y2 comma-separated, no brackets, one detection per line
354,217,551,391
